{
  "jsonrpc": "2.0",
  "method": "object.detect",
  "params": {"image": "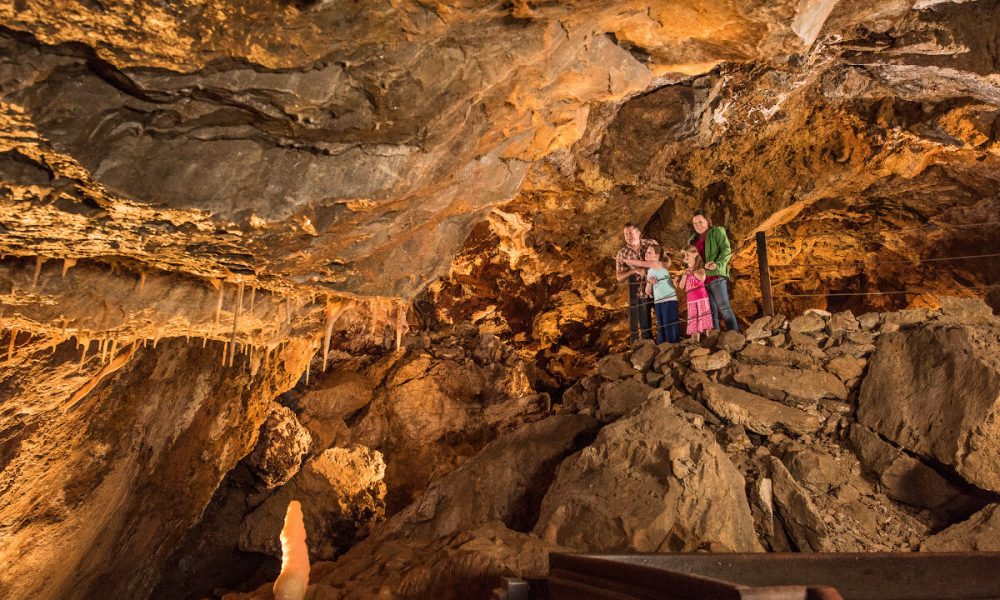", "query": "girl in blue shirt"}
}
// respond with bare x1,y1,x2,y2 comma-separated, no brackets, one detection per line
621,246,680,343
